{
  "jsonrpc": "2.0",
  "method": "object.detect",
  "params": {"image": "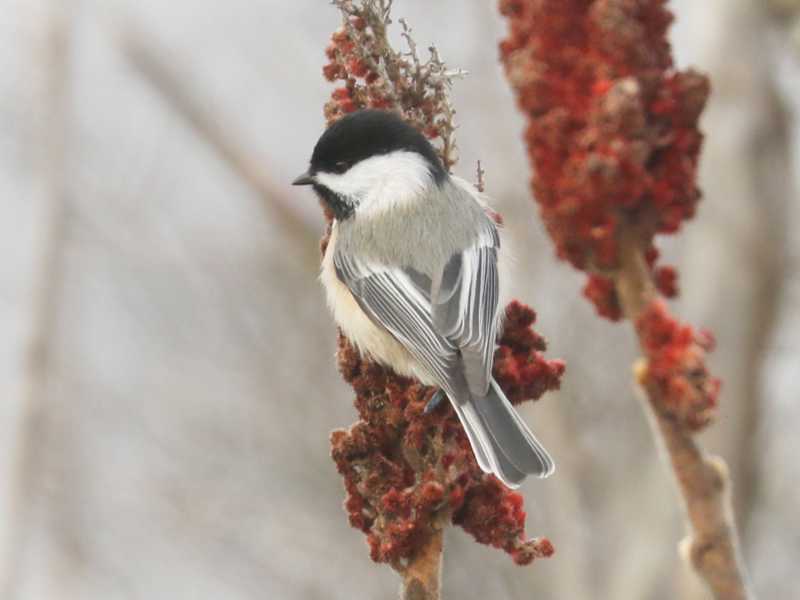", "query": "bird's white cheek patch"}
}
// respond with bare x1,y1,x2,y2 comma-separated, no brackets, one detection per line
315,151,432,219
